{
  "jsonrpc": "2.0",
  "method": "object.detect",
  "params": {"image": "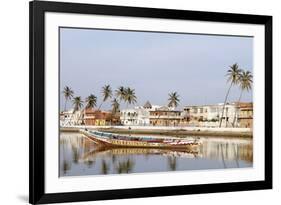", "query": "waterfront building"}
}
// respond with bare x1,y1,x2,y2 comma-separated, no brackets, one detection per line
149,106,183,126
60,109,83,126
183,103,237,127
84,109,120,126
237,102,253,128
120,101,160,126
